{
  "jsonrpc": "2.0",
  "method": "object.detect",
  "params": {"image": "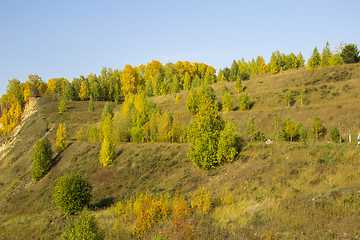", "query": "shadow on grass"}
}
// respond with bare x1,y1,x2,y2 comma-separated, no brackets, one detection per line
51,142,73,168
91,196,115,210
